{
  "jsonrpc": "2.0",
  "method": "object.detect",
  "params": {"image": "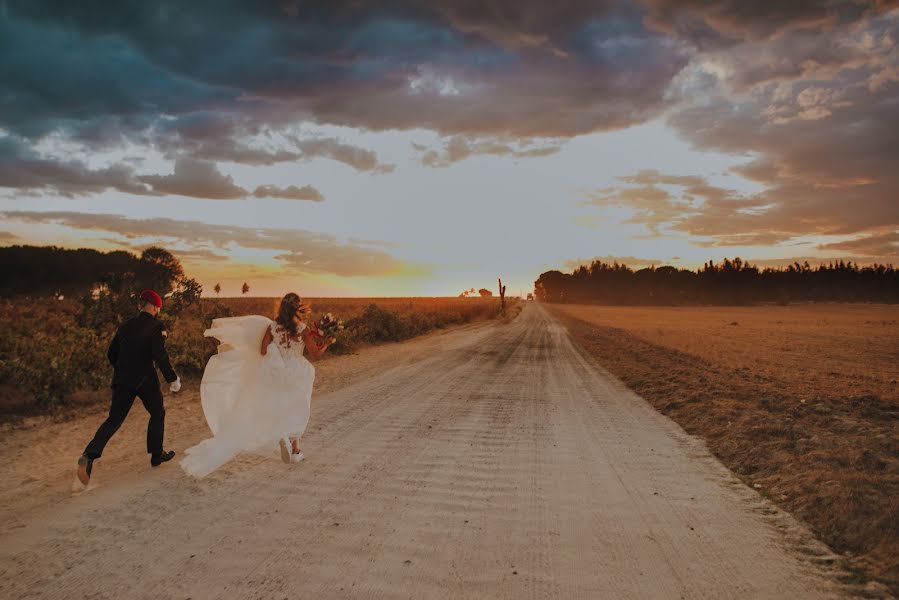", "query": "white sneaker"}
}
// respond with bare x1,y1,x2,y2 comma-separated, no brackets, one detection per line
290,451,305,463
279,438,291,464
